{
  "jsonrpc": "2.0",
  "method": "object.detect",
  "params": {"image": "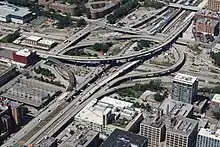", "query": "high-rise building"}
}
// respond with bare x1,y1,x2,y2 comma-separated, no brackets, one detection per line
140,110,166,147
10,102,23,126
172,73,198,104
1,115,14,135
208,0,220,11
165,116,198,147
196,126,220,147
